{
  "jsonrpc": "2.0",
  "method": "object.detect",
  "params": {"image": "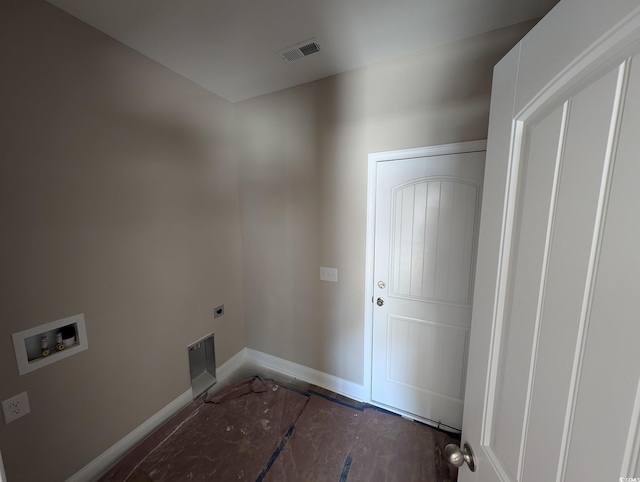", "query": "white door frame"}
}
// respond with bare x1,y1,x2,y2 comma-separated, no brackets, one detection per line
363,139,487,409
